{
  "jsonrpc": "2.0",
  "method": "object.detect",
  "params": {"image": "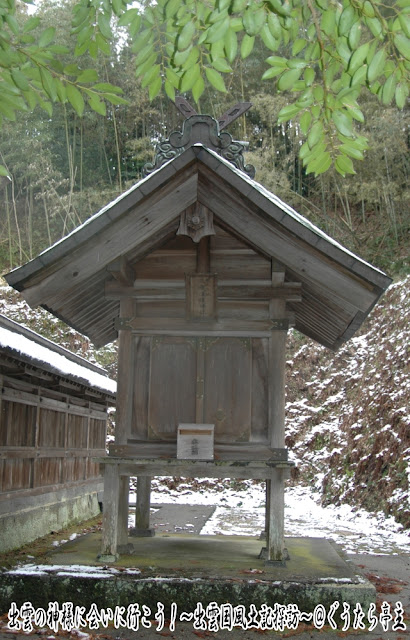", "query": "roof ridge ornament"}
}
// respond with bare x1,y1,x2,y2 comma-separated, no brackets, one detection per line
143,99,255,179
